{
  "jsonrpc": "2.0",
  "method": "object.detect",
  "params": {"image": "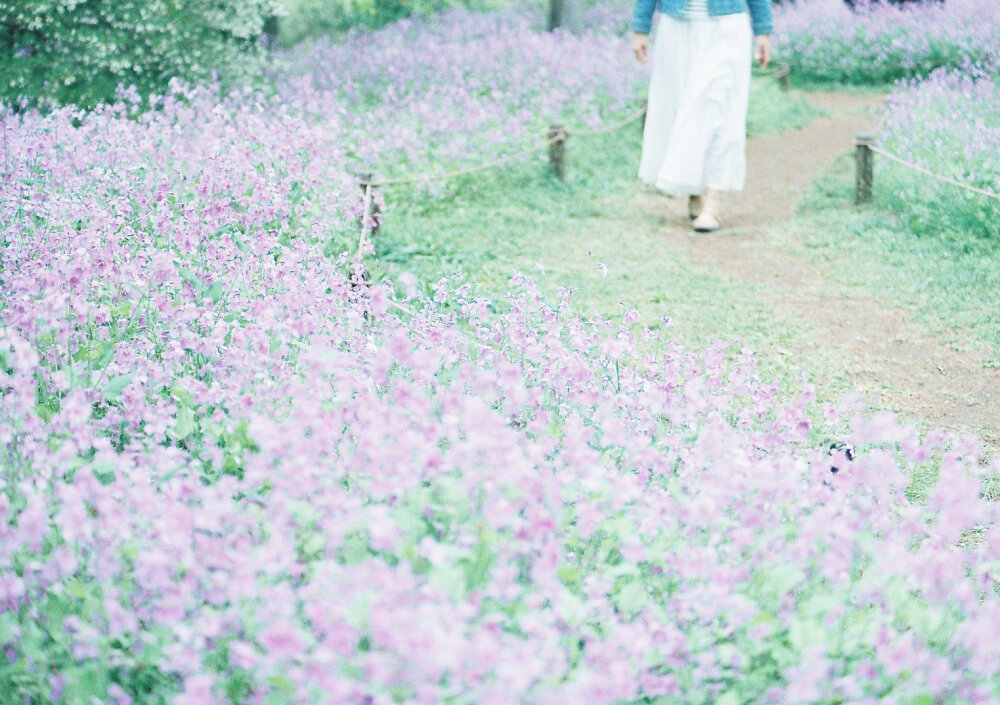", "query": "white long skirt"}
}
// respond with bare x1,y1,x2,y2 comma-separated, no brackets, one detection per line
638,12,753,196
